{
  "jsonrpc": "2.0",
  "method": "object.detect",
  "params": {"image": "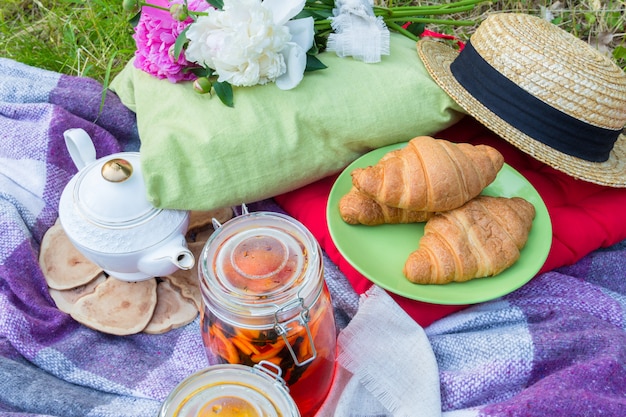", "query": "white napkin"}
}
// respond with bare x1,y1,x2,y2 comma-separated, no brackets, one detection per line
316,285,442,417
326,0,390,63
